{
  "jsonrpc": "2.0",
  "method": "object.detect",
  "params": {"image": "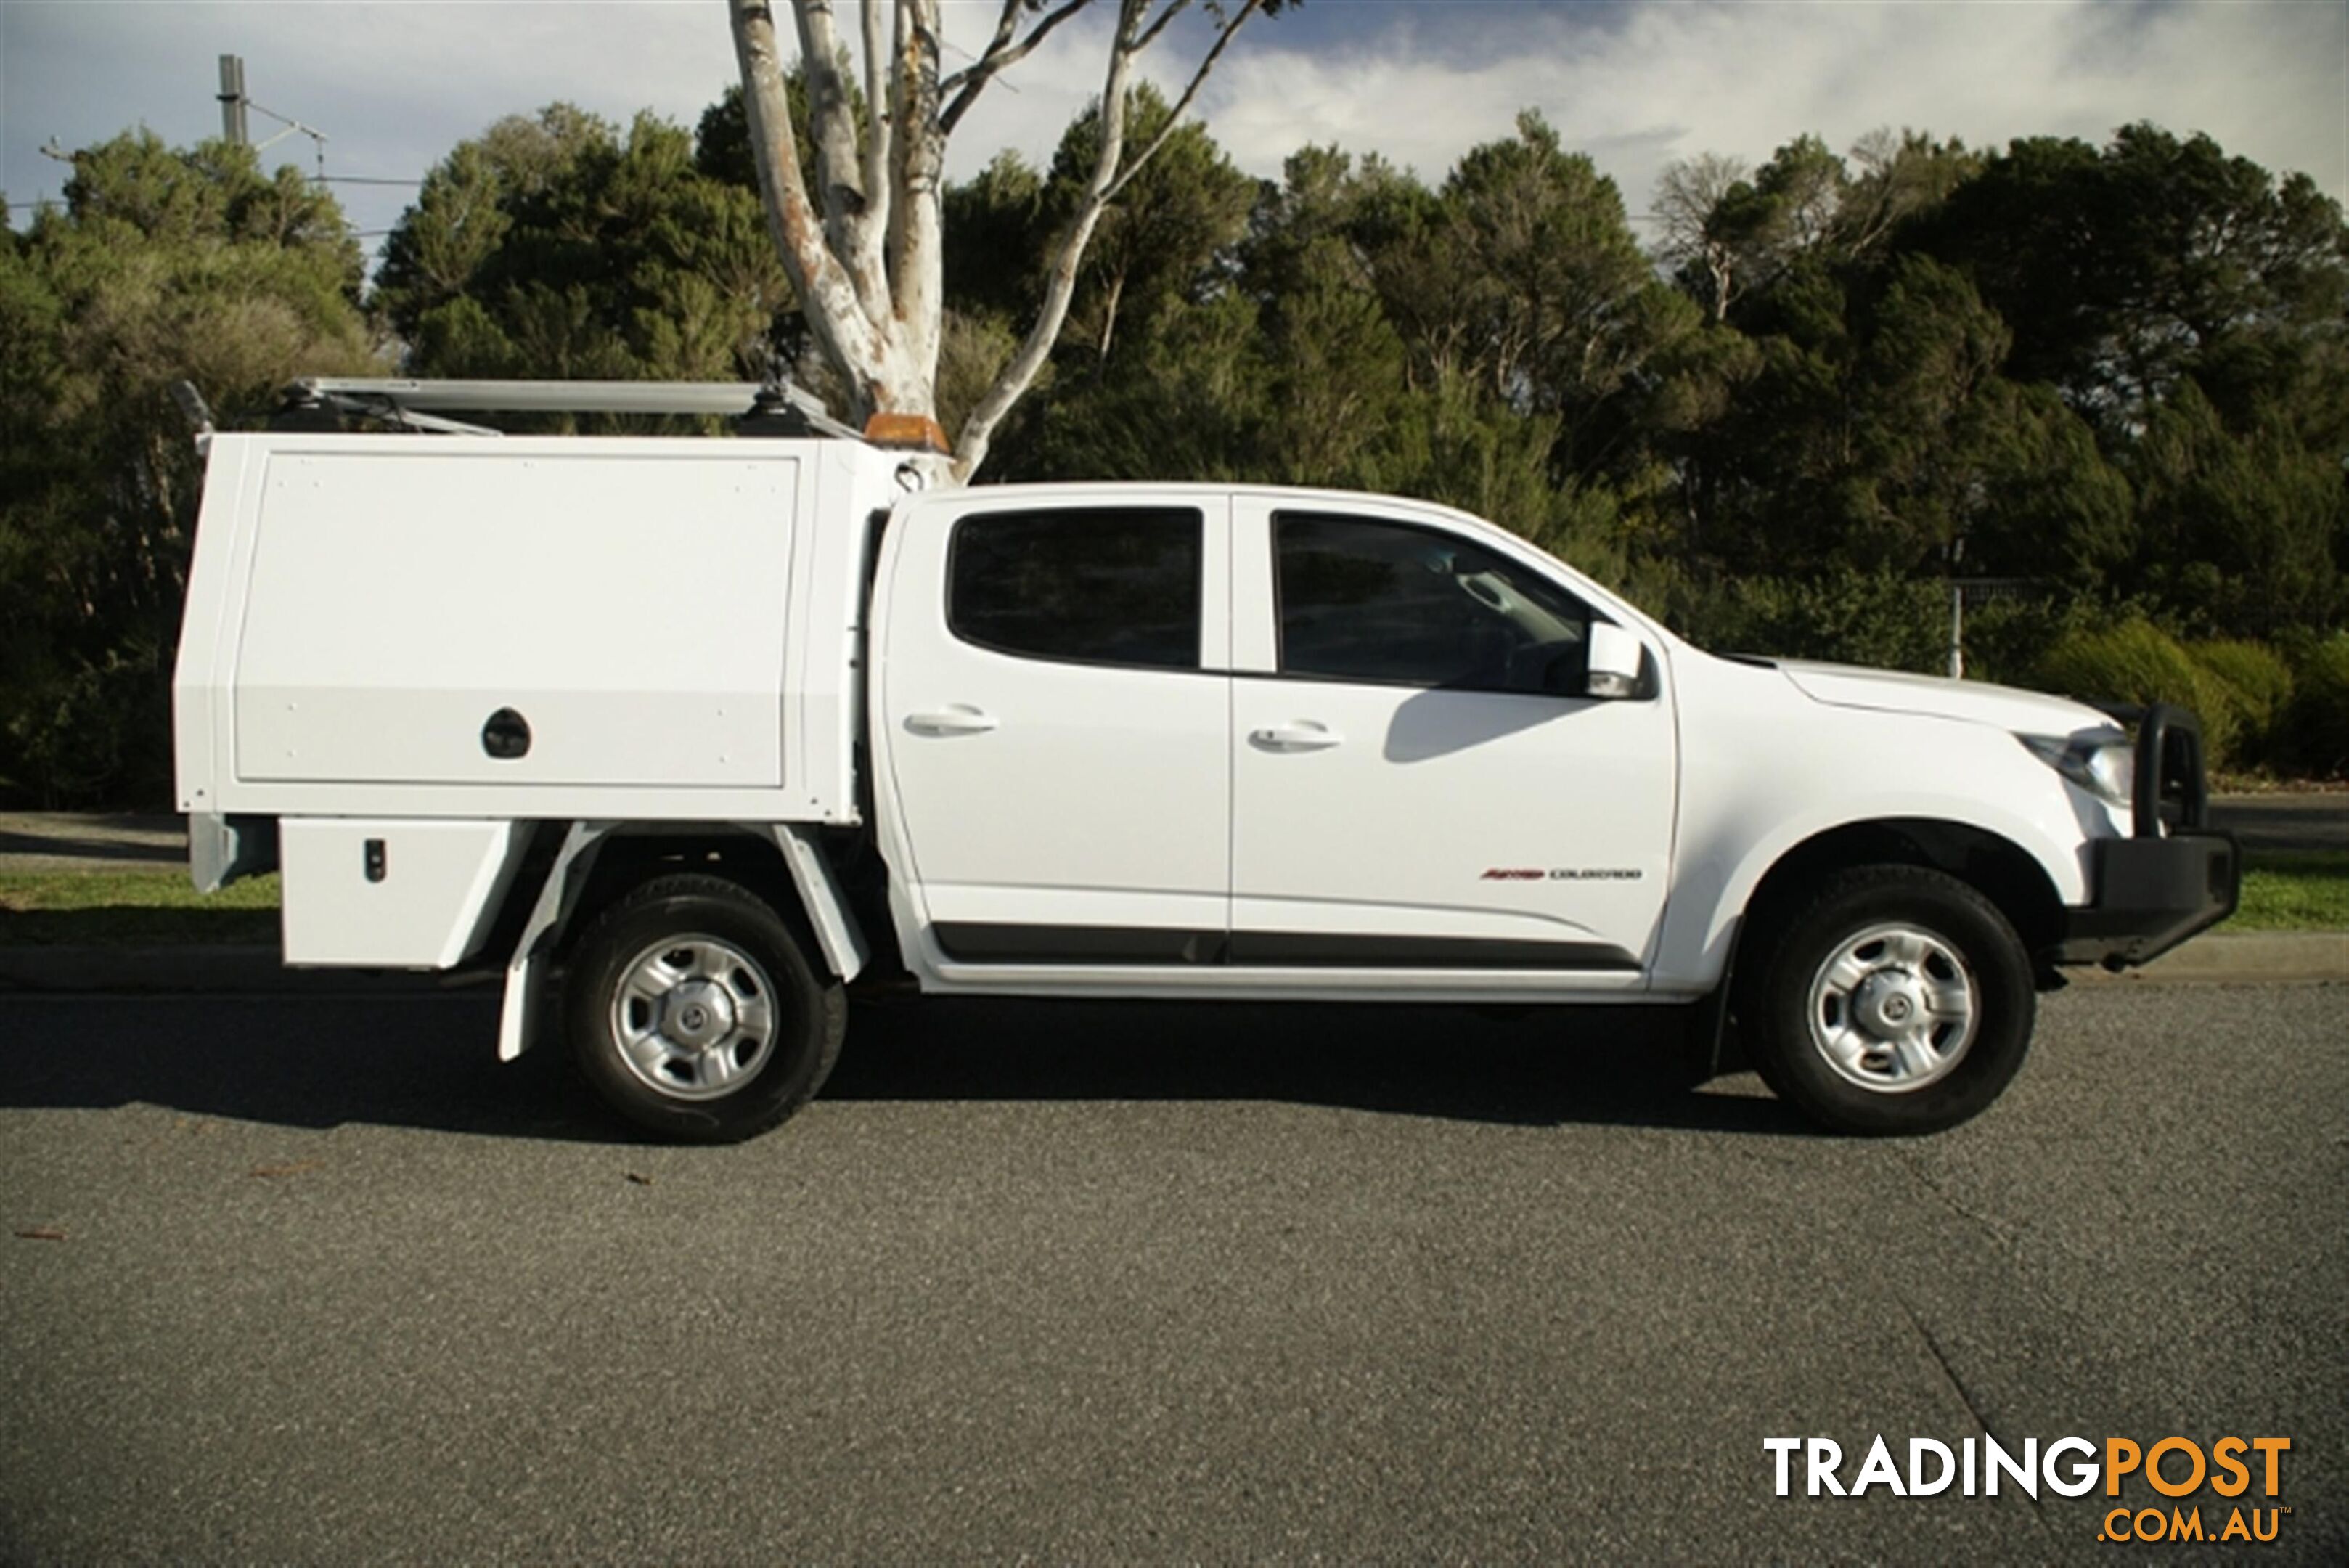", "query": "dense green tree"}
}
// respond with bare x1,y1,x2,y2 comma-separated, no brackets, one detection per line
942,150,1047,327
1658,247,2138,612
1649,120,2343,661
1908,125,2348,429
378,105,793,393
1837,129,1977,258
0,133,372,805
1419,116,1663,432
1039,84,1257,372
692,81,831,197
12,100,2347,804
2129,381,2344,636
1656,131,1974,326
